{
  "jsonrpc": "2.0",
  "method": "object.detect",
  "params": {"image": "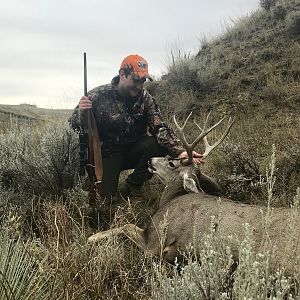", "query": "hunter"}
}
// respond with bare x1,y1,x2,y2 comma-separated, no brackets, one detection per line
69,54,202,197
